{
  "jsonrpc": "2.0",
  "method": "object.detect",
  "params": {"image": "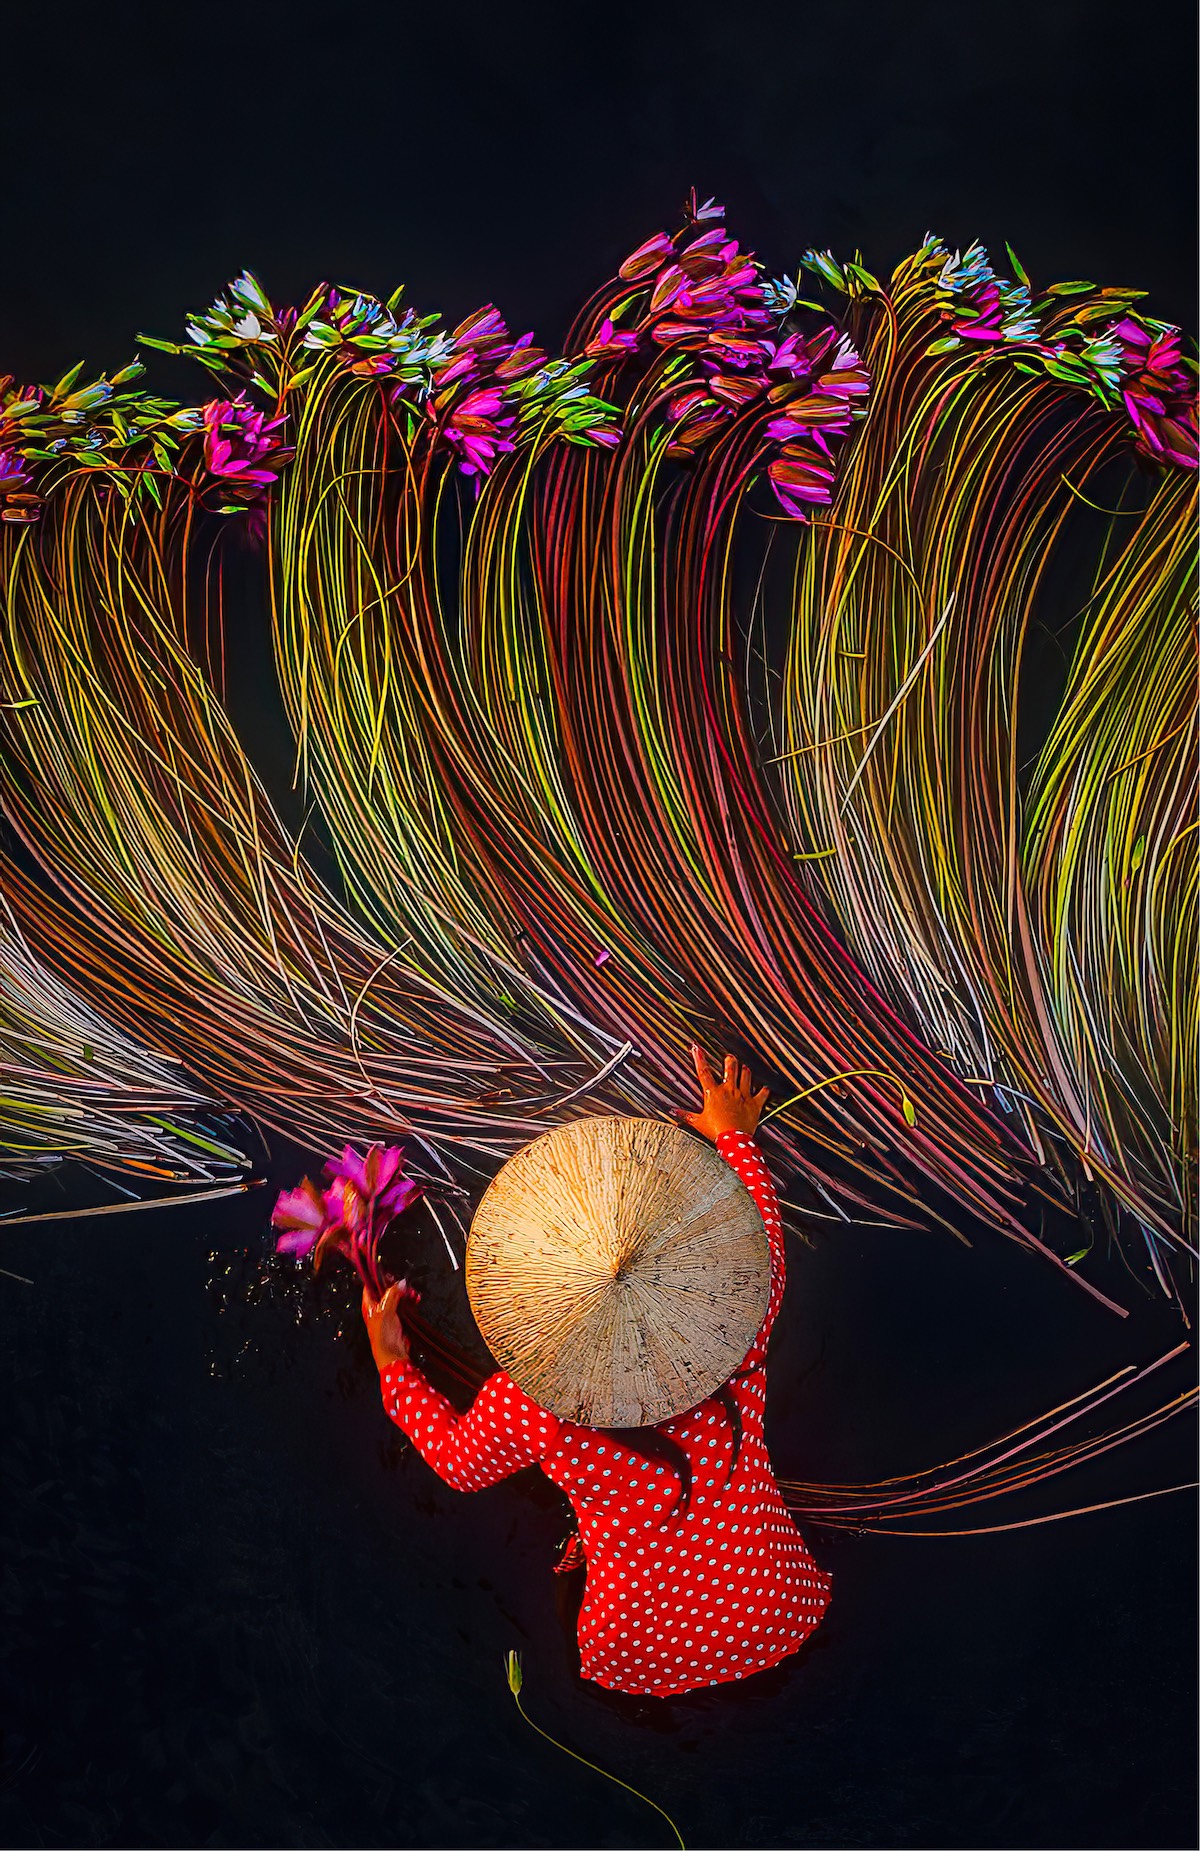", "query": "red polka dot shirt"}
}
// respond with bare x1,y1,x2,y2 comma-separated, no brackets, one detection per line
380,1129,831,1697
